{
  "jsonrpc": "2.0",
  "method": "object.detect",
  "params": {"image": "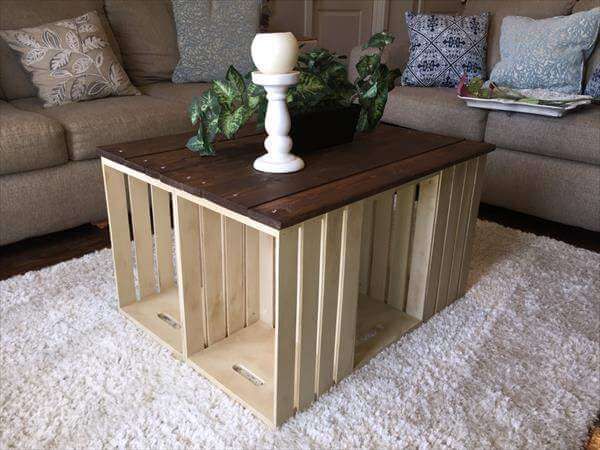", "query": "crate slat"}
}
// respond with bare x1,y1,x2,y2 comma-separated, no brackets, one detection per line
151,186,175,291
129,177,156,299
259,233,275,327
201,208,227,345
386,185,416,310
174,195,205,355
274,226,299,426
333,202,364,382
102,165,136,307
245,226,260,326
359,198,374,295
295,218,321,411
316,209,343,396
369,192,394,301
224,218,246,335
